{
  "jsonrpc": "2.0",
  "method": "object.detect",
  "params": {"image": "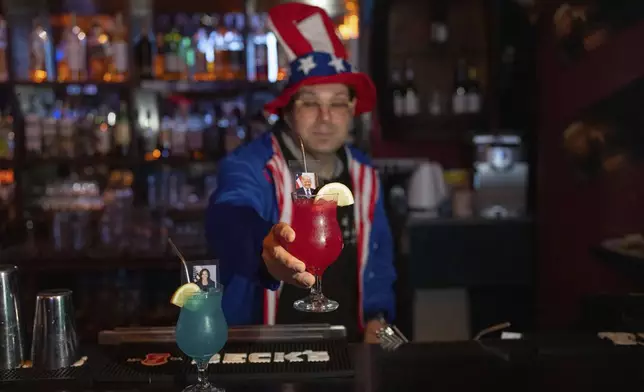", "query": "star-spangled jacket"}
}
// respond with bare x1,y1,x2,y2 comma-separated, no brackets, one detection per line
205,130,396,330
